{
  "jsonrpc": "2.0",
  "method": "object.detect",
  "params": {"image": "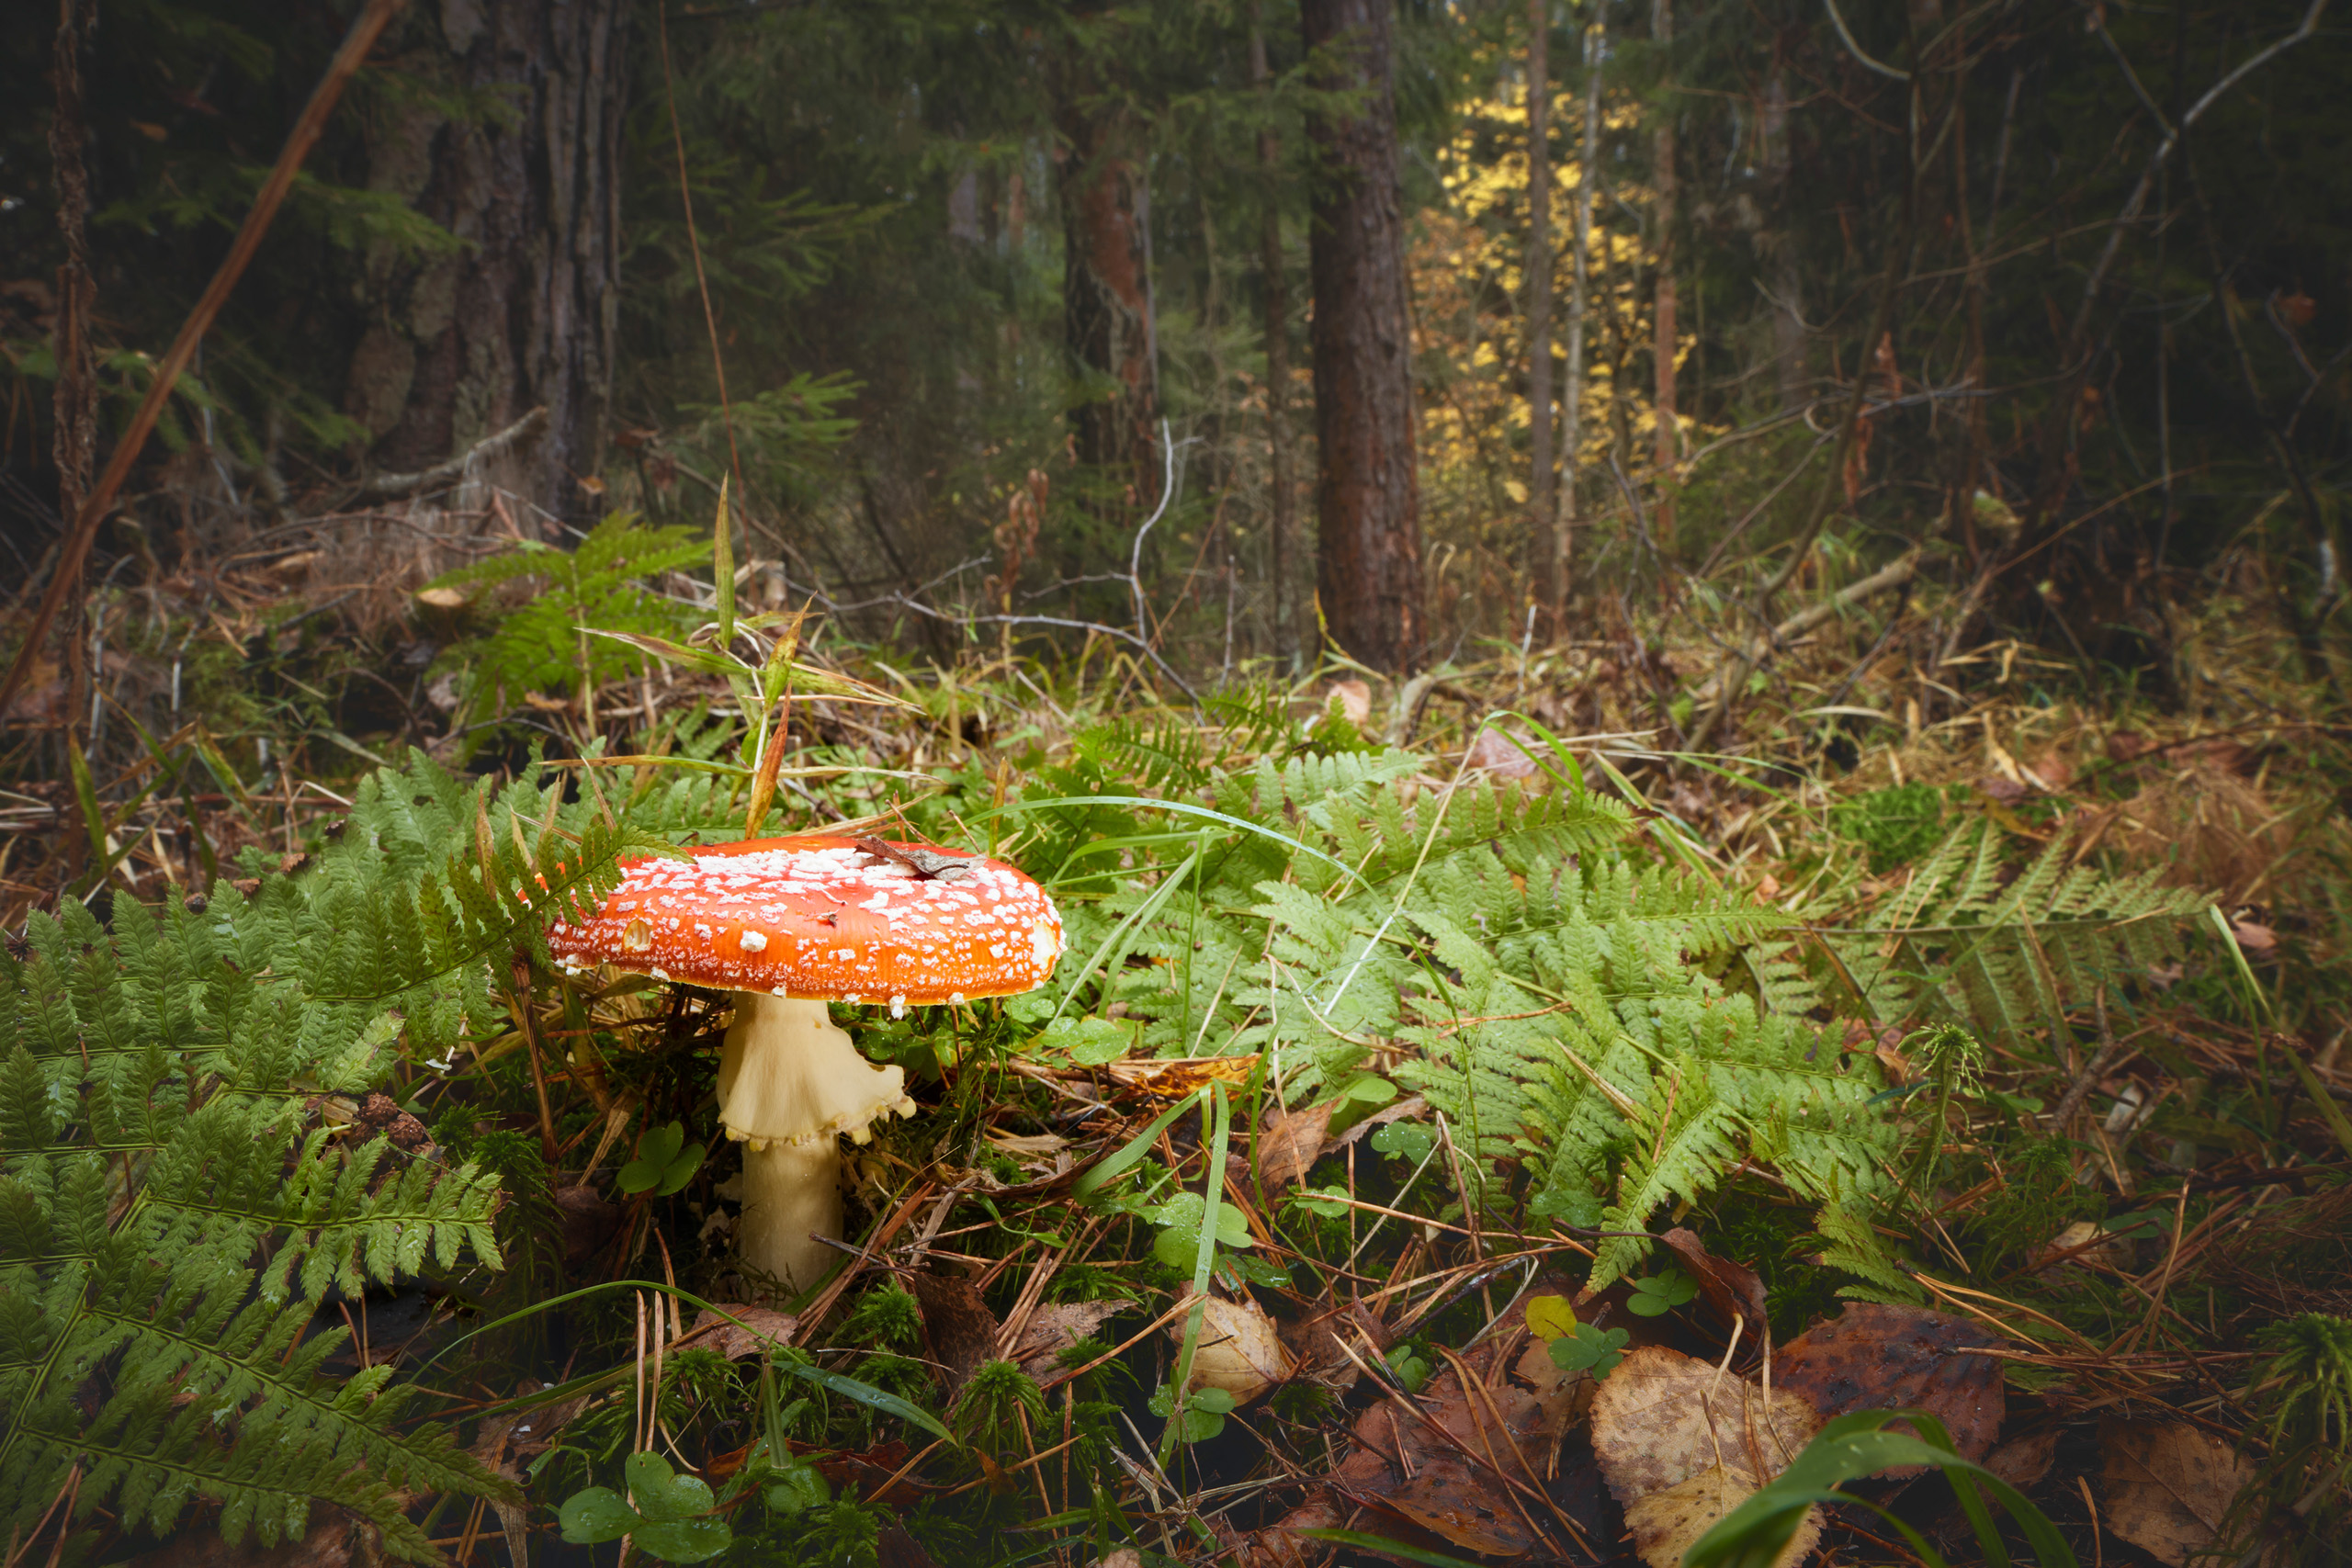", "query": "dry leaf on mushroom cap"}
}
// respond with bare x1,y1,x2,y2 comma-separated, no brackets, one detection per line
1589,1345,1824,1568
2099,1419,2256,1568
